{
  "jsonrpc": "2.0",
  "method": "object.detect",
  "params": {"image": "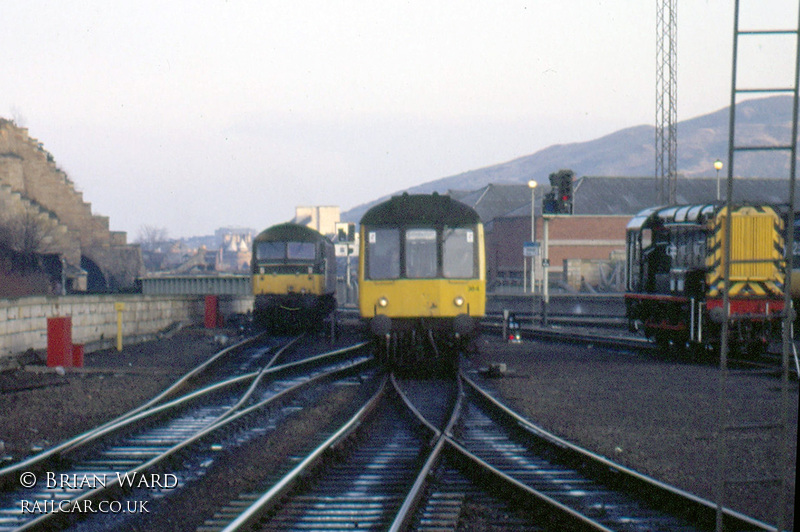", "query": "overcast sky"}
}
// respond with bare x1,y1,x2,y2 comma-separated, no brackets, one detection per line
2,1,797,239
